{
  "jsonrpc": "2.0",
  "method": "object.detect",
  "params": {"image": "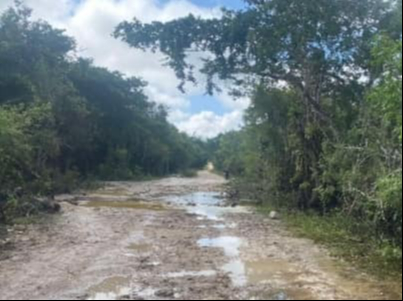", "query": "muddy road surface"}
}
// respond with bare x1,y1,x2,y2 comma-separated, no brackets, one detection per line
0,171,401,300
